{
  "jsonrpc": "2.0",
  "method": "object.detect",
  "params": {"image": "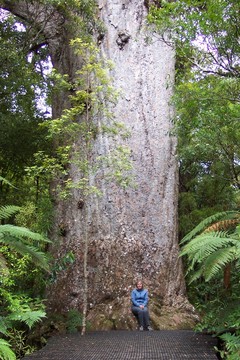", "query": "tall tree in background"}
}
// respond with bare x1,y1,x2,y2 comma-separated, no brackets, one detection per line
0,0,193,330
